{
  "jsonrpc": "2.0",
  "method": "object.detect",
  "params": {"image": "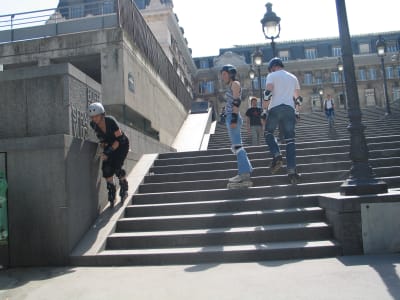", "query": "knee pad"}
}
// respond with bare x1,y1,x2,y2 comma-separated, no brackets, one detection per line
115,169,126,179
231,145,243,155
